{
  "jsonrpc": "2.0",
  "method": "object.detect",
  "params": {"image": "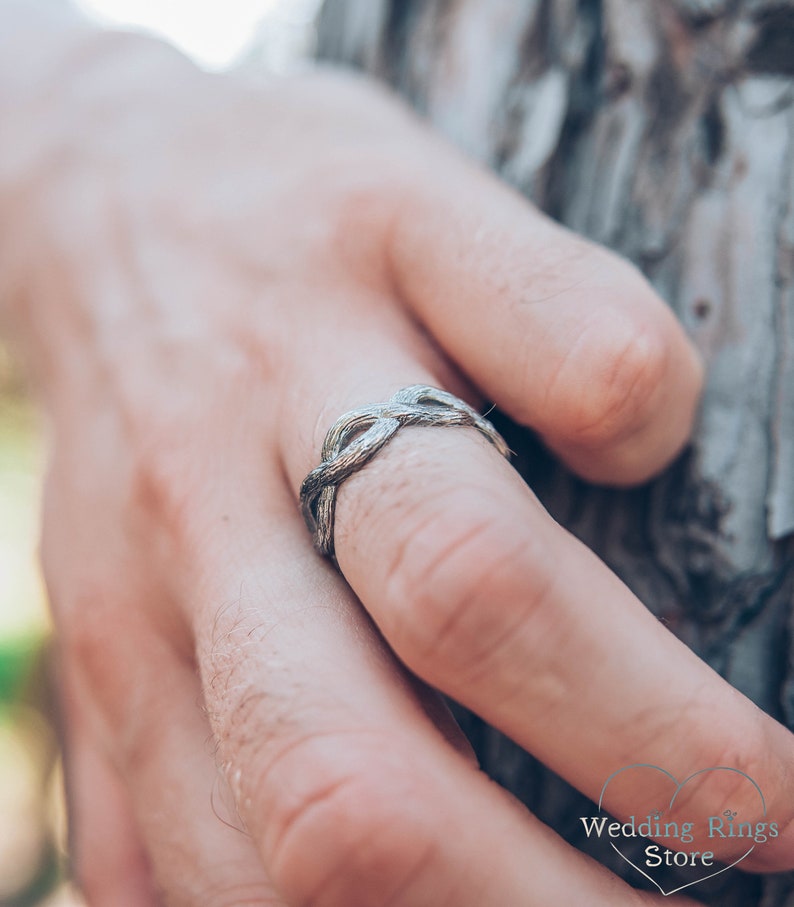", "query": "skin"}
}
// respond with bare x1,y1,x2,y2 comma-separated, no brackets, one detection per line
1,9,793,906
